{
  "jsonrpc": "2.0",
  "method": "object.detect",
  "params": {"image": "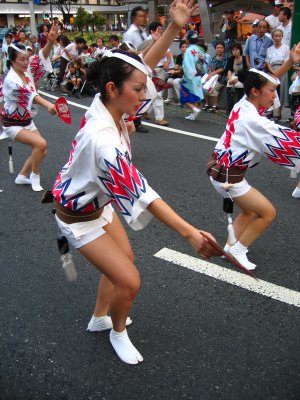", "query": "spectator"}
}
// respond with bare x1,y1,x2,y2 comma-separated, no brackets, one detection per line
80,44,90,64
123,6,148,52
38,24,48,49
164,40,187,104
60,36,86,86
266,28,290,121
95,36,107,57
65,61,83,98
17,30,30,47
89,43,98,59
244,19,273,70
123,6,148,132
265,0,283,30
204,41,227,112
278,6,292,47
180,30,204,120
28,35,39,55
226,43,248,115
109,35,120,49
220,9,237,54
2,33,12,75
